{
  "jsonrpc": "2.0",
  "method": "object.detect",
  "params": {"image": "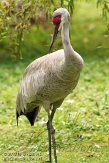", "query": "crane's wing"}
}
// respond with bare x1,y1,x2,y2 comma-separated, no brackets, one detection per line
16,50,64,124
16,57,48,126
